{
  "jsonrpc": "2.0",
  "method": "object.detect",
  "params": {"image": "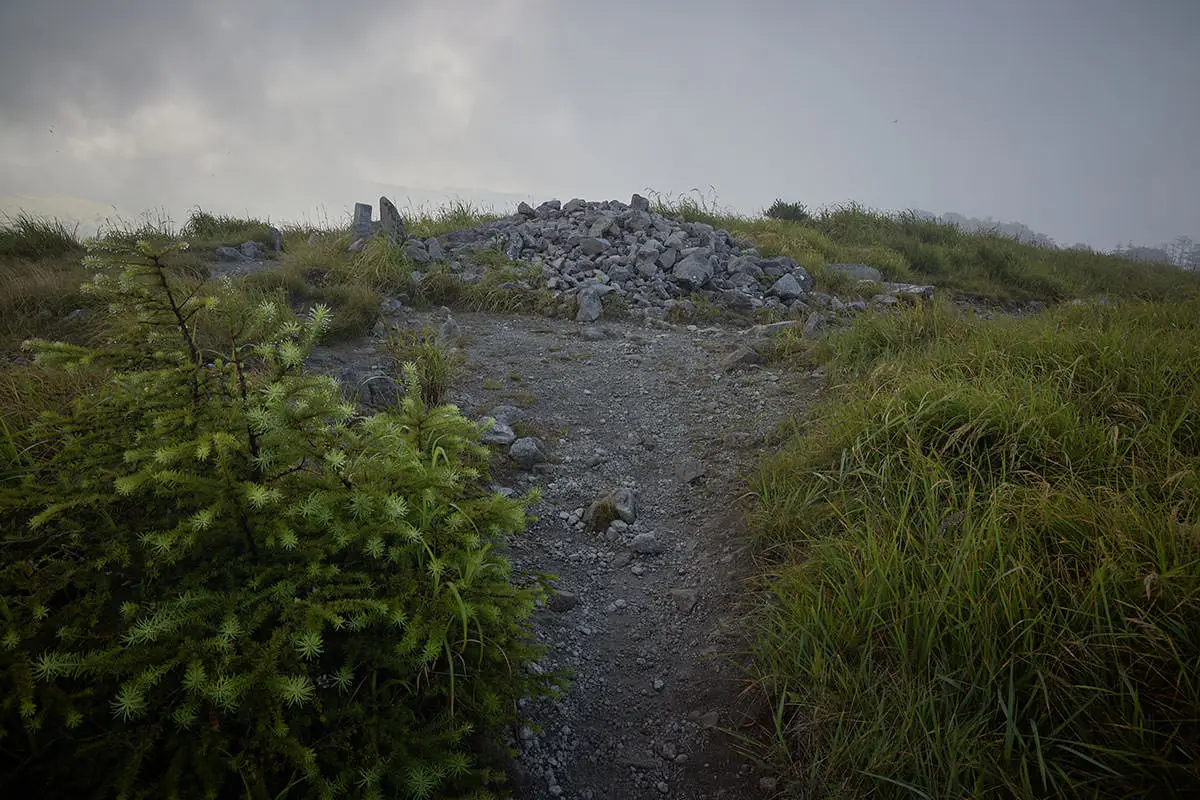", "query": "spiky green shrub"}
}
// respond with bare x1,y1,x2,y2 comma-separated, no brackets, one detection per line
0,239,550,799
764,200,811,223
